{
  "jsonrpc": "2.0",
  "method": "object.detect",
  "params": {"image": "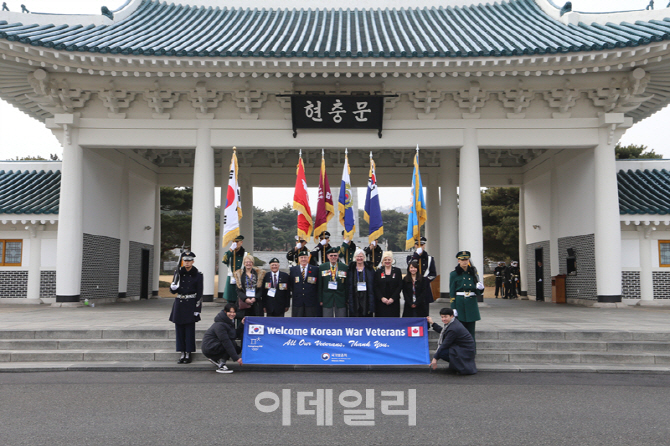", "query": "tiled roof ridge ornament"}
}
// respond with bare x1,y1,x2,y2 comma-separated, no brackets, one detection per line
101,6,114,20
20,4,28,13
559,1,572,17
